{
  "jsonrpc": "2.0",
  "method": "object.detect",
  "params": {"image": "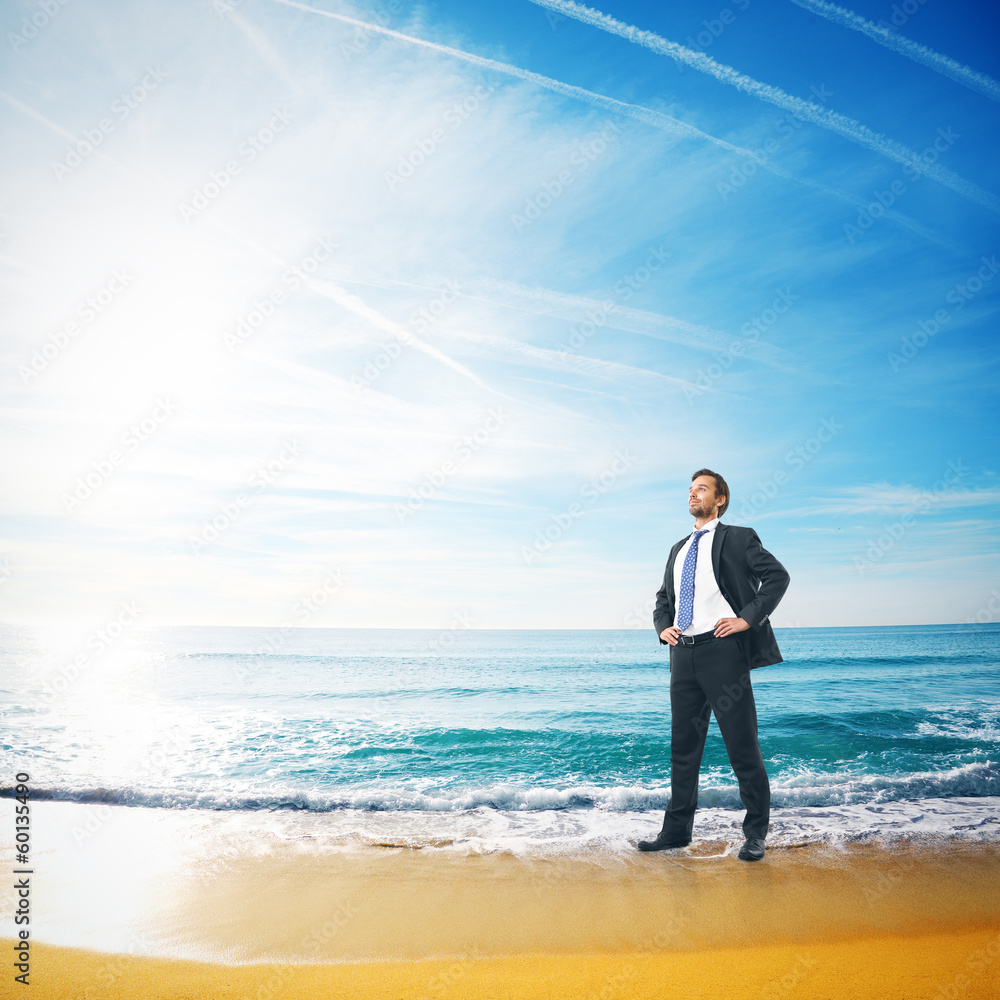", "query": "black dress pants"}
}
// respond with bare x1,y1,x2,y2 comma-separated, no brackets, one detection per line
661,633,770,841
